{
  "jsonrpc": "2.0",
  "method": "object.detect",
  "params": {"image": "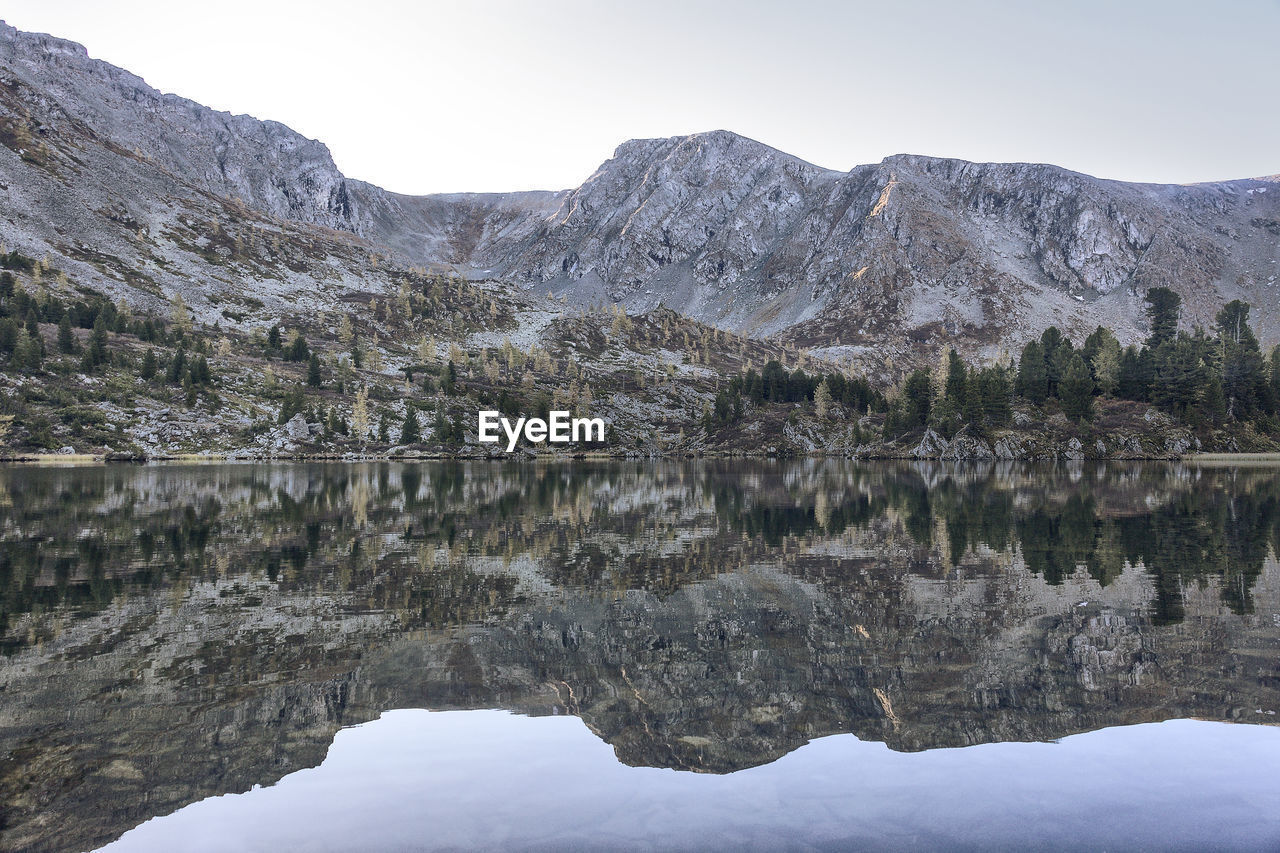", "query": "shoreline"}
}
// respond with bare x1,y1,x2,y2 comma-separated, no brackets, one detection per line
3,450,1278,465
